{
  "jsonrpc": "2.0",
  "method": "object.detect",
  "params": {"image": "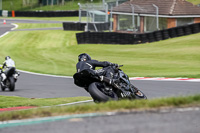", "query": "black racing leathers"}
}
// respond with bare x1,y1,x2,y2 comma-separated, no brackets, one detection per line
76,60,112,72
76,60,114,78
